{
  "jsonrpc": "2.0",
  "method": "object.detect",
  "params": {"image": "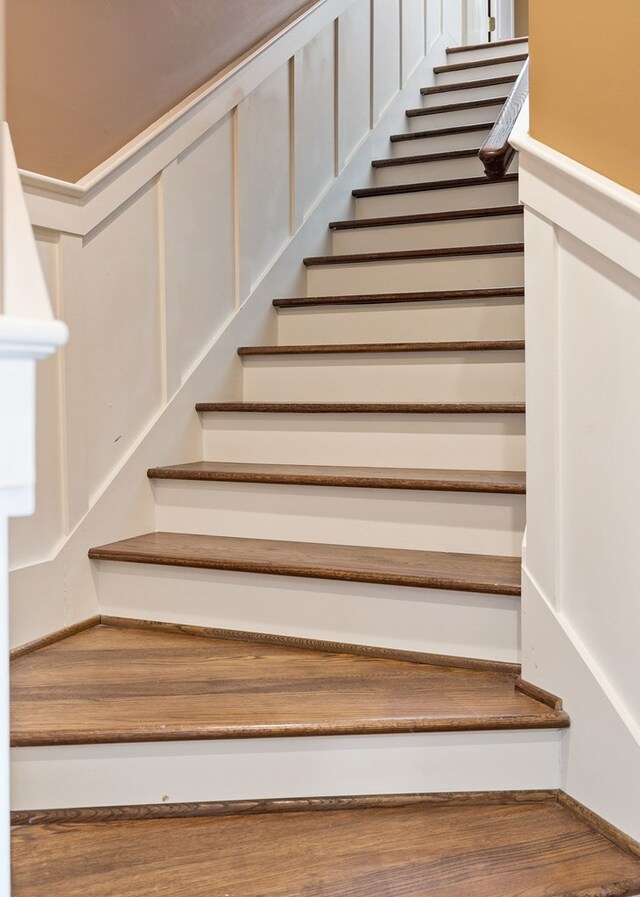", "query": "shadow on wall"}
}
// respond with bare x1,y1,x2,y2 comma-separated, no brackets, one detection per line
515,0,528,36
